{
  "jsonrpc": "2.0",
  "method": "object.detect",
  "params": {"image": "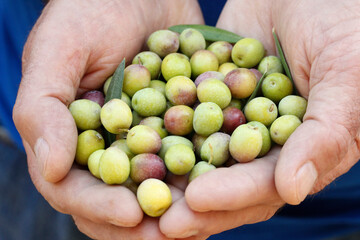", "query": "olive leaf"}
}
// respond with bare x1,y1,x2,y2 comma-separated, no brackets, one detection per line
104,58,125,146
104,58,125,103
169,24,243,43
272,28,298,95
